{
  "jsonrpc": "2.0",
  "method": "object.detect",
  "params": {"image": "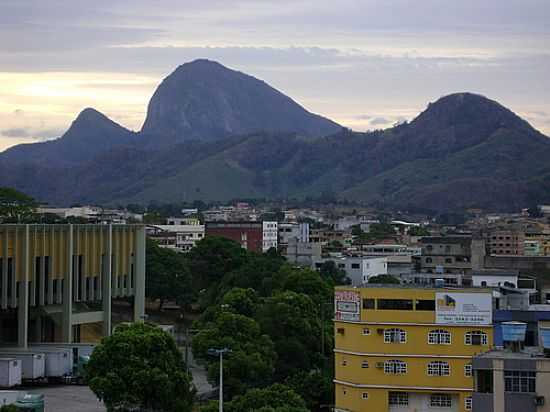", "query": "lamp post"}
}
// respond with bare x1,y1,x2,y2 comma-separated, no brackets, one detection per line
207,347,231,412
